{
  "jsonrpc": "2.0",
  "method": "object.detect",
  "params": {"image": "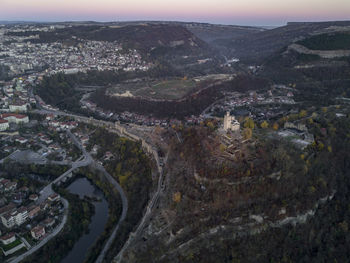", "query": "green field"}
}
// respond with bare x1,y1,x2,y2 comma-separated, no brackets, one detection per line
108,78,197,100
